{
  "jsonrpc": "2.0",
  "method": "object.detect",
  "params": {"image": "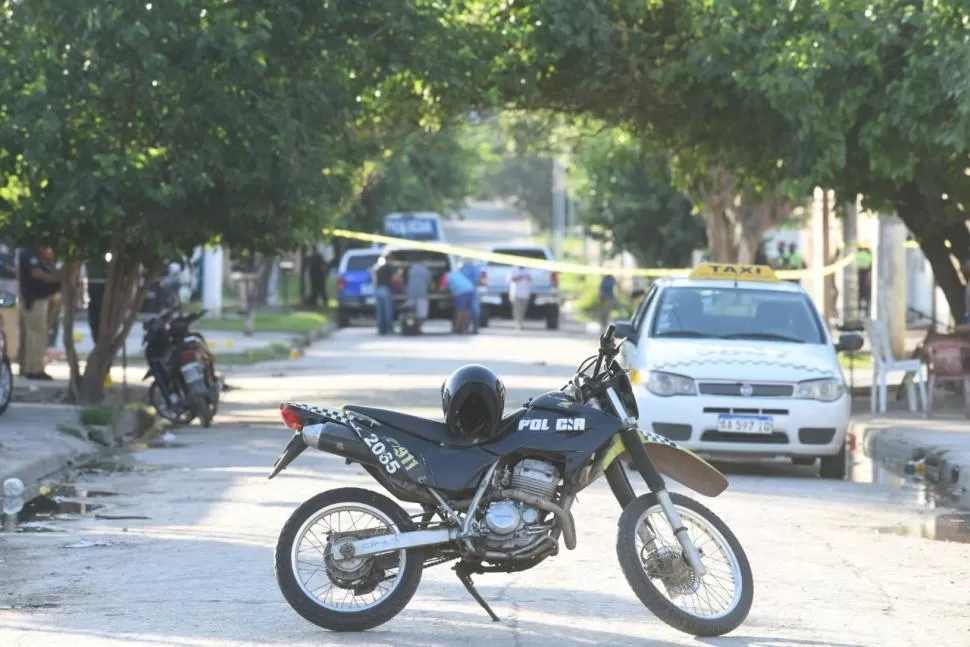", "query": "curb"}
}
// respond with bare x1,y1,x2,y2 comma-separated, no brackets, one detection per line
7,404,162,501
285,321,337,358
858,420,970,510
